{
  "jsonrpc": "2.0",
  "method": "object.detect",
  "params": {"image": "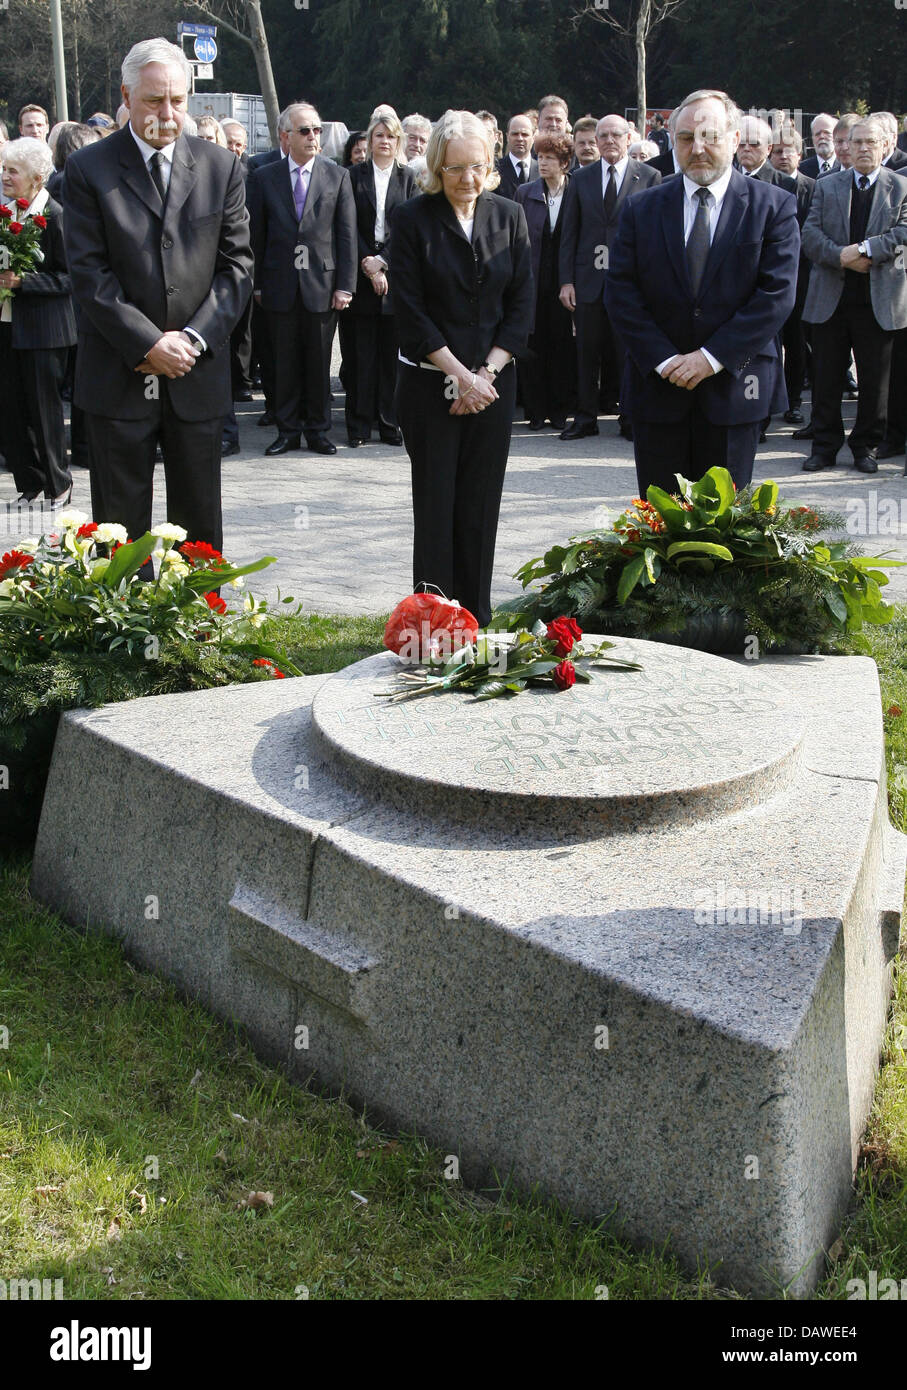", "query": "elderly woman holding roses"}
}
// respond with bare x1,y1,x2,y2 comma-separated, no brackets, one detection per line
0,136,77,504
